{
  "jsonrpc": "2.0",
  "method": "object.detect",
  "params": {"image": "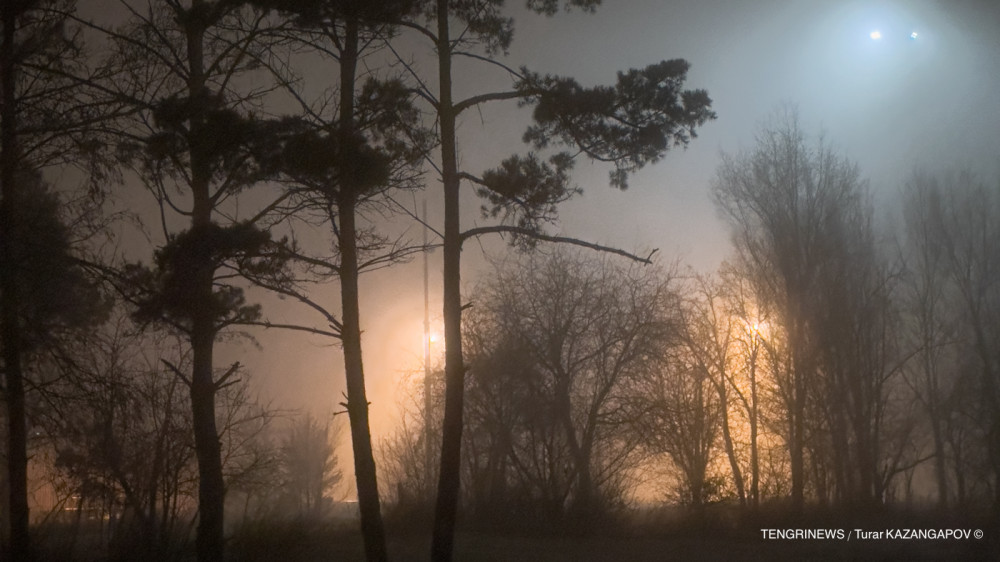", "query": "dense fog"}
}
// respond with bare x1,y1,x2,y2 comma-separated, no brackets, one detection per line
1,0,998,560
